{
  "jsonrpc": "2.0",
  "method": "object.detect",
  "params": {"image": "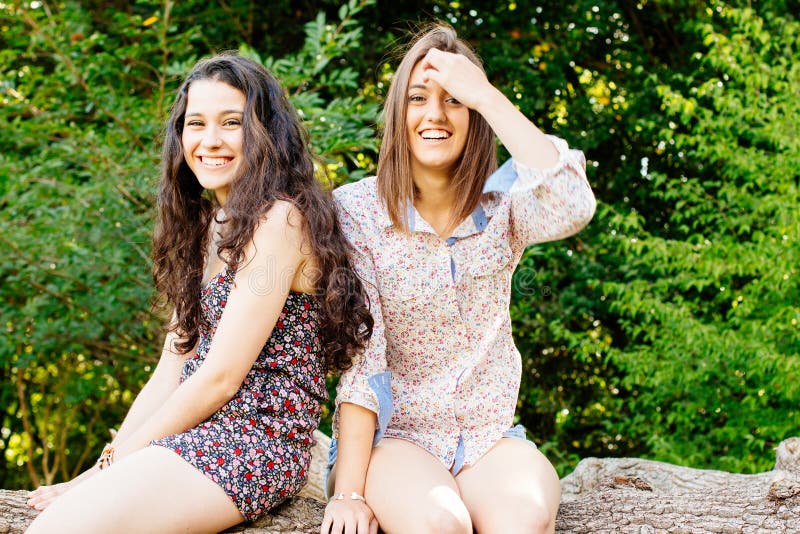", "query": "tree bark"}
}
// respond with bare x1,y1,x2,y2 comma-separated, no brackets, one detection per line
3,434,799,533
556,437,800,533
